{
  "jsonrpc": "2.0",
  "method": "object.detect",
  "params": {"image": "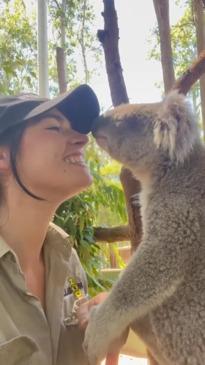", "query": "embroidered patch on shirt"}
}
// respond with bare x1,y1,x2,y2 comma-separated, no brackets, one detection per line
64,277,84,298
63,276,87,326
